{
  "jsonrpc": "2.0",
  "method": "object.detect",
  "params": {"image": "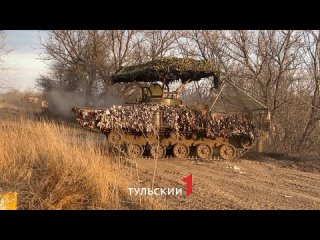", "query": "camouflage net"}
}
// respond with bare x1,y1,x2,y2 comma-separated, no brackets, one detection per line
72,103,259,142
111,57,220,86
